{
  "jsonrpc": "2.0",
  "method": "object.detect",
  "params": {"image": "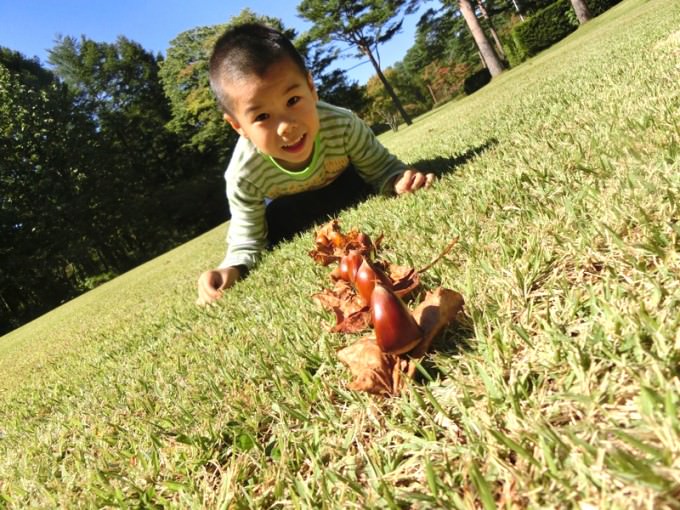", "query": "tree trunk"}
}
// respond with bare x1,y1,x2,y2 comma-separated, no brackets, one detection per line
476,0,506,60
569,0,592,23
511,0,525,21
477,50,487,68
426,84,438,104
459,0,505,77
362,45,412,126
